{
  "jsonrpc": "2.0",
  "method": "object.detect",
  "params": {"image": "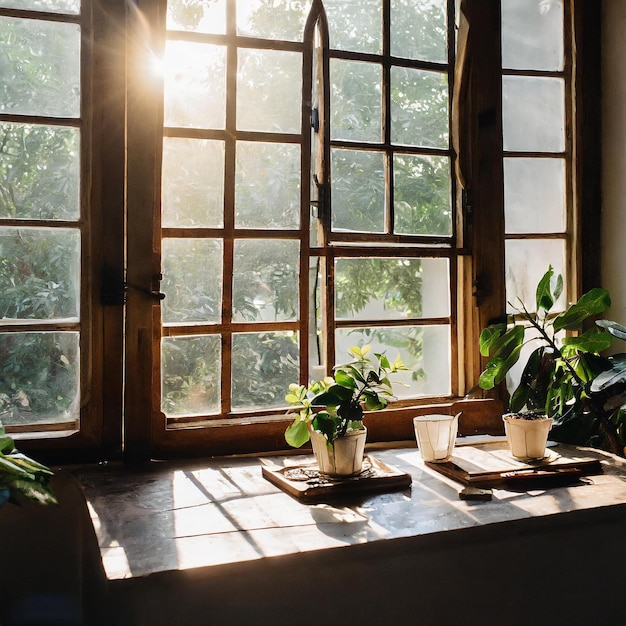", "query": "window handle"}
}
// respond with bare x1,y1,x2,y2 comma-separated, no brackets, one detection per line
126,274,165,301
